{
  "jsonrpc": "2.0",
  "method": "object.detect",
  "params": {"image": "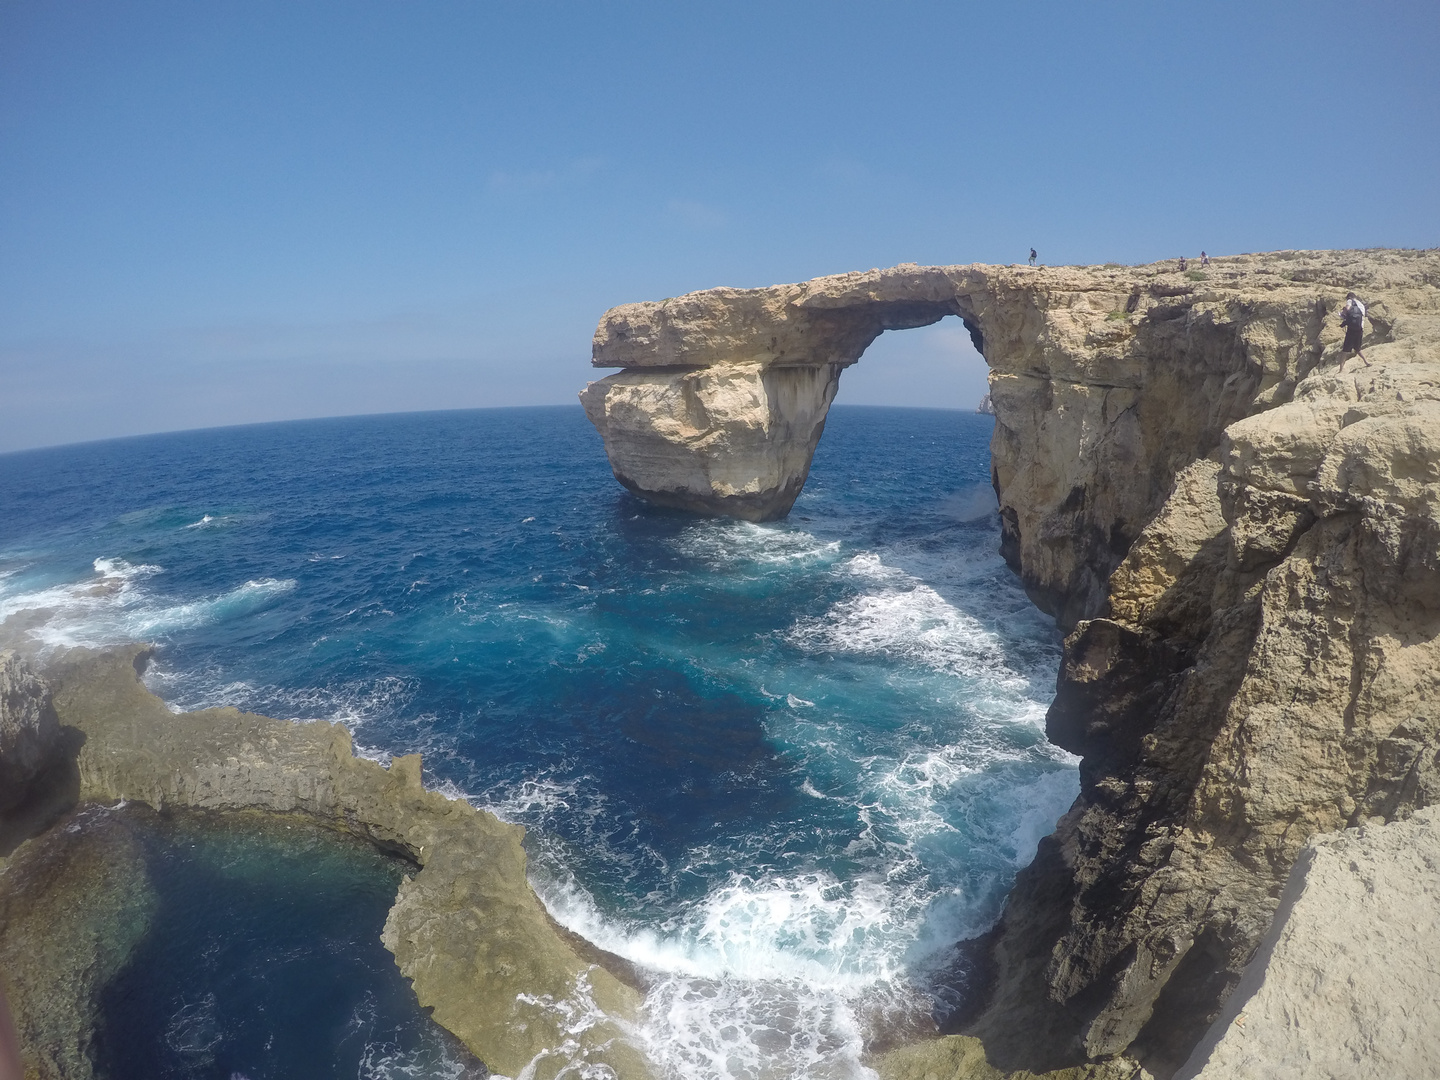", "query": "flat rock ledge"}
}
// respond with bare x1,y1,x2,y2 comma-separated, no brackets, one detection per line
0,647,649,1080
